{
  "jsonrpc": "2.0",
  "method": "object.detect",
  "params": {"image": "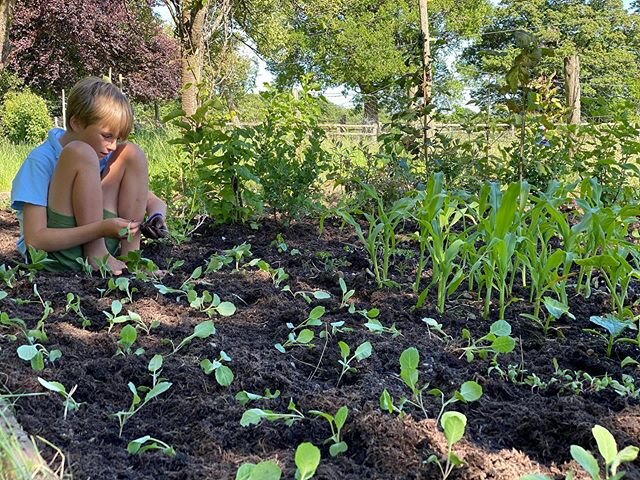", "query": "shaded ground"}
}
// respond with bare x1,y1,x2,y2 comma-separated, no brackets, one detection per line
0,208,639,480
